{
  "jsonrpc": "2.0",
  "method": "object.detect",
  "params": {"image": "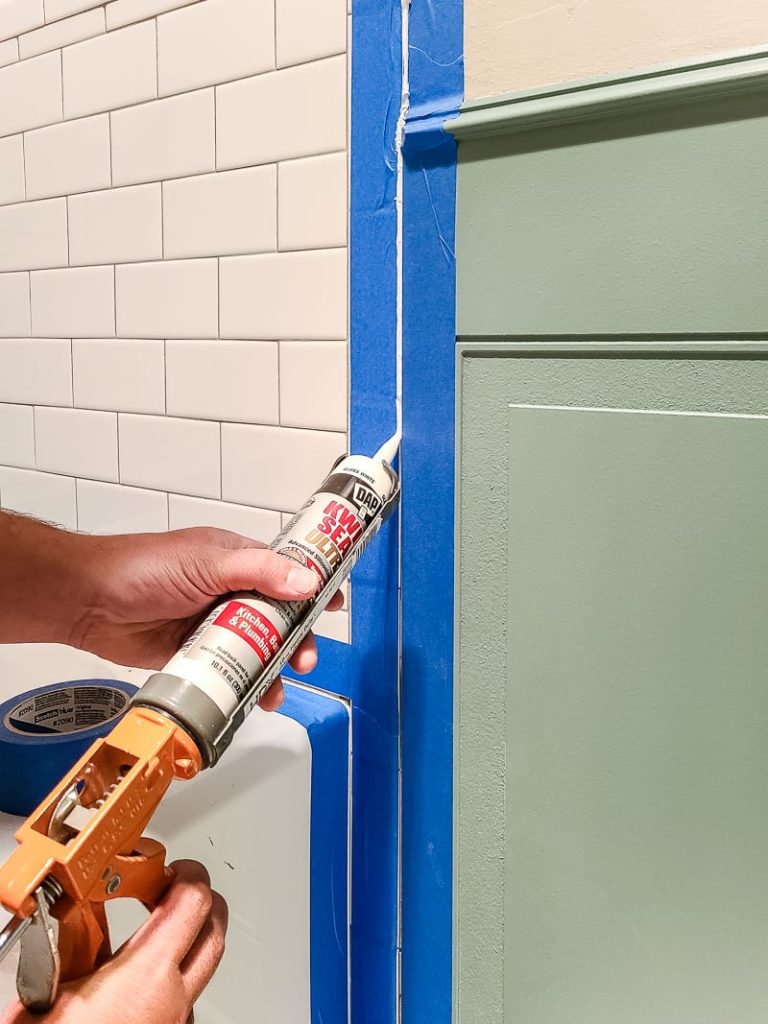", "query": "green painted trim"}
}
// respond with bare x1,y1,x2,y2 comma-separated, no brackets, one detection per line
458,339,768,357
447,47,768,139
